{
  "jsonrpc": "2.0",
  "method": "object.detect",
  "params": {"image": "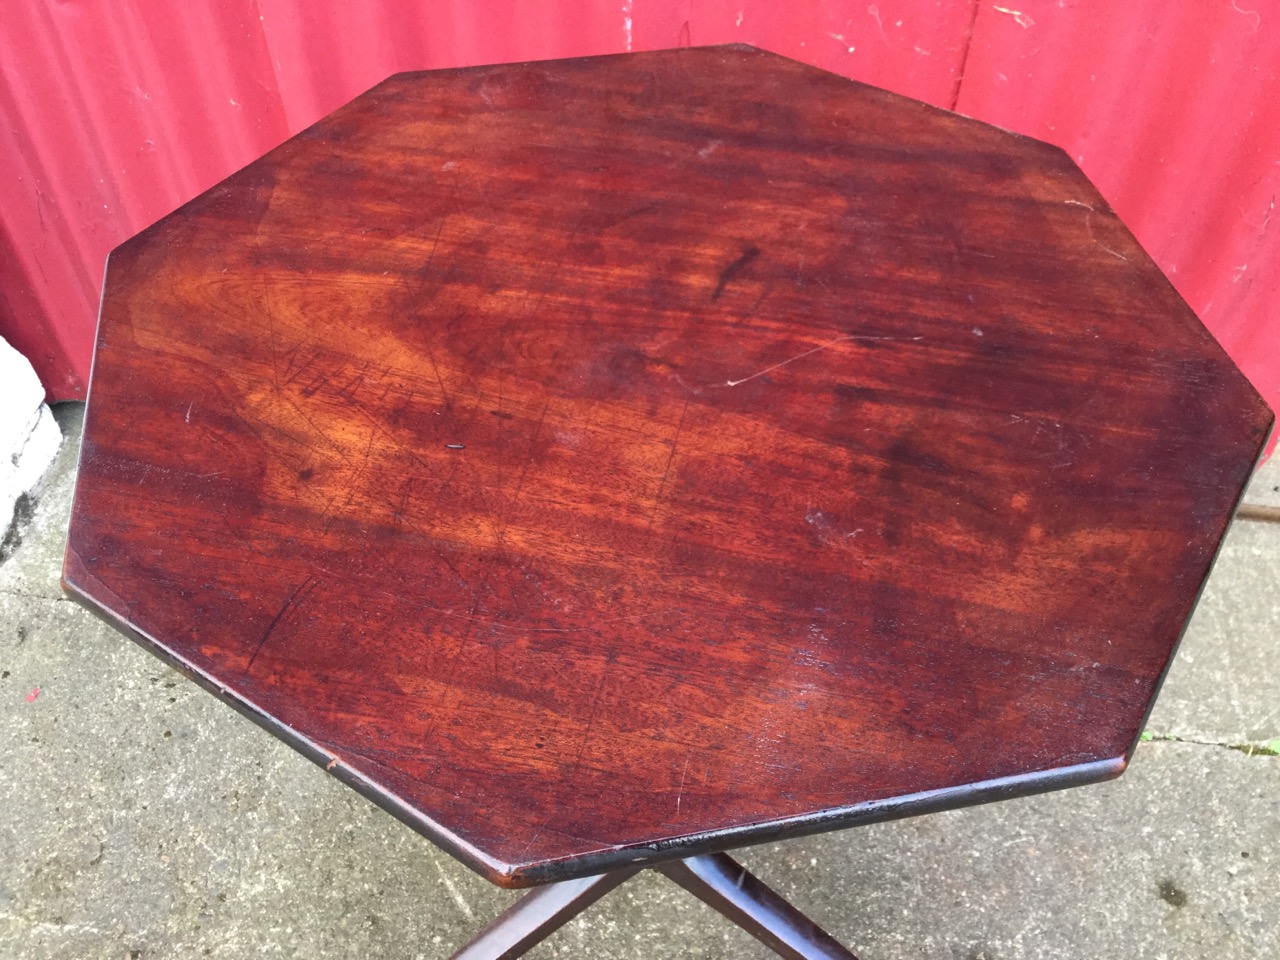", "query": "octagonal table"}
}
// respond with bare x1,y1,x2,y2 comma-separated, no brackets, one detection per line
64,45,1271,959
